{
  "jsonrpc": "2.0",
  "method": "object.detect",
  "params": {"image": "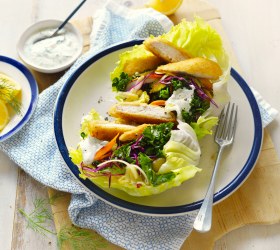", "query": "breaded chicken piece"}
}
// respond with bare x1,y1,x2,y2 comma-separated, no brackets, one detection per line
123,55,164,75
144,37,190,63
122,46,164,75
89,121,135,141
109,103,176,124
156,57,223,80
119,124,151,142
